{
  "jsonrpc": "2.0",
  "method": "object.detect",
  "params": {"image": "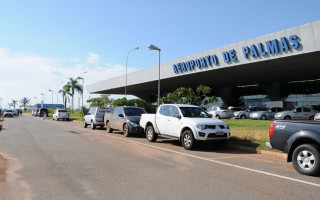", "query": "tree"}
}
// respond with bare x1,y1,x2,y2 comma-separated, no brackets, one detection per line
11,100,18,109
161,85,217,105
20,97,31,111
87,96,113,107
66,78,82,111
59,85,72,109
113,98,150,112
